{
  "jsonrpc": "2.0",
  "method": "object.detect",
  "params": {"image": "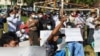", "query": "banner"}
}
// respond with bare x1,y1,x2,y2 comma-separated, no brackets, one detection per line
65,28,83,42
19,40,30,47
94,29,100,52
0,46,46,56
40,30,52,46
